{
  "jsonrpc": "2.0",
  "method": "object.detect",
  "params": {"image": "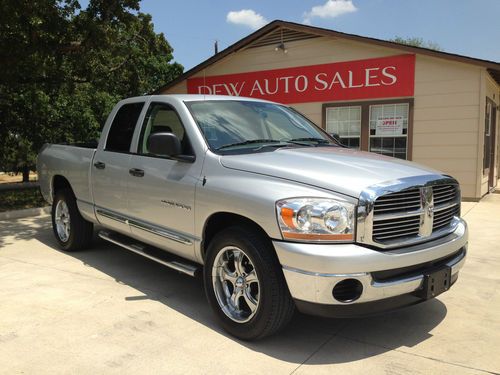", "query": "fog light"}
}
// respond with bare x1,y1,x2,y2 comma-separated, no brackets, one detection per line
332,279,363,303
